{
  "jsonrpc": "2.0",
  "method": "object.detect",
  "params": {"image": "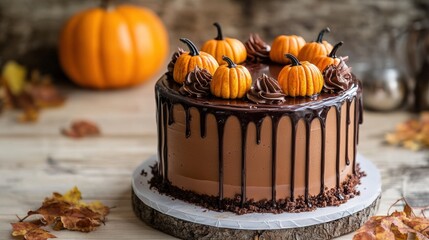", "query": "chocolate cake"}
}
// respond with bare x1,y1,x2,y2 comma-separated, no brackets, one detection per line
150,28,364,214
